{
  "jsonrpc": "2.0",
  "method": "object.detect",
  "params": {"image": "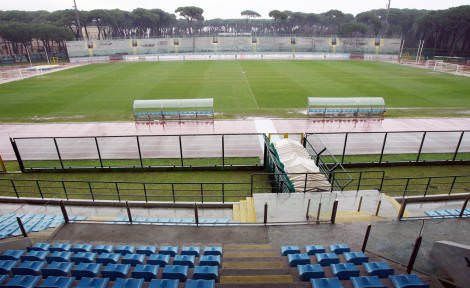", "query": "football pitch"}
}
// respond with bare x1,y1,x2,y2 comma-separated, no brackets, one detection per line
1,60,470,122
